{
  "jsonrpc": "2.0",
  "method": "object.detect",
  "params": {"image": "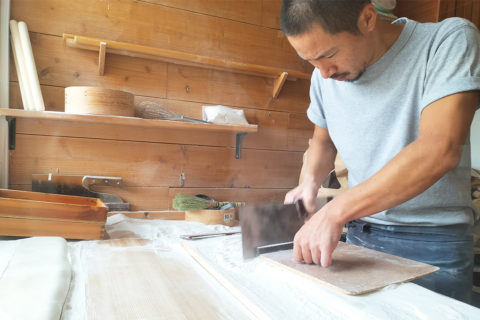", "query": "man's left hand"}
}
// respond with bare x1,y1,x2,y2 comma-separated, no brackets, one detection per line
293,201,344,267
